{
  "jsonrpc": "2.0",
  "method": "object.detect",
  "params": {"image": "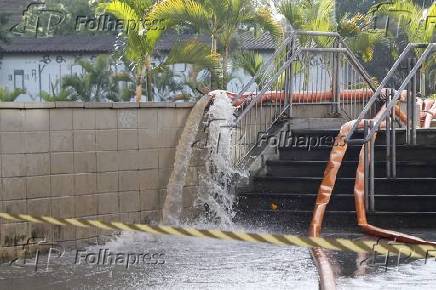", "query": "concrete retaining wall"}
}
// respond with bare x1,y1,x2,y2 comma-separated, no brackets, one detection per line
0,102,199,250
